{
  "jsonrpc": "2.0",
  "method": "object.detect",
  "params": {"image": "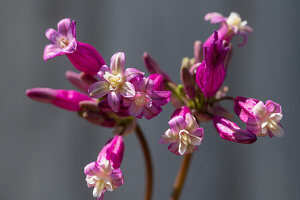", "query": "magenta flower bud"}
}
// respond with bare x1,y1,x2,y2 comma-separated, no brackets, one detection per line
66,42,106,75
84,135,124,199
143,52,172,82
194,40,203,63
234,96,259,123
160,106,204,156
180,58,196,99
26,88,92,111
43,18,105,75
204,12,253,47
88,52,144,113
123,76,171,119
196,32,229,97
97,135,124,169
213,116,257,144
